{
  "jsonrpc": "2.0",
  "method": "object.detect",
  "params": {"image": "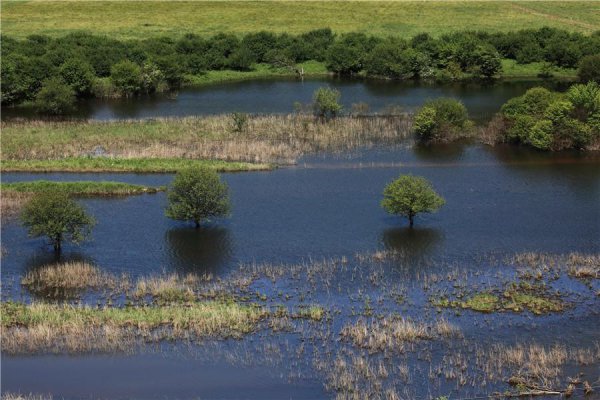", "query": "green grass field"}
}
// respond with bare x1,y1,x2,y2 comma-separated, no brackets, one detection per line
2,1,598,39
